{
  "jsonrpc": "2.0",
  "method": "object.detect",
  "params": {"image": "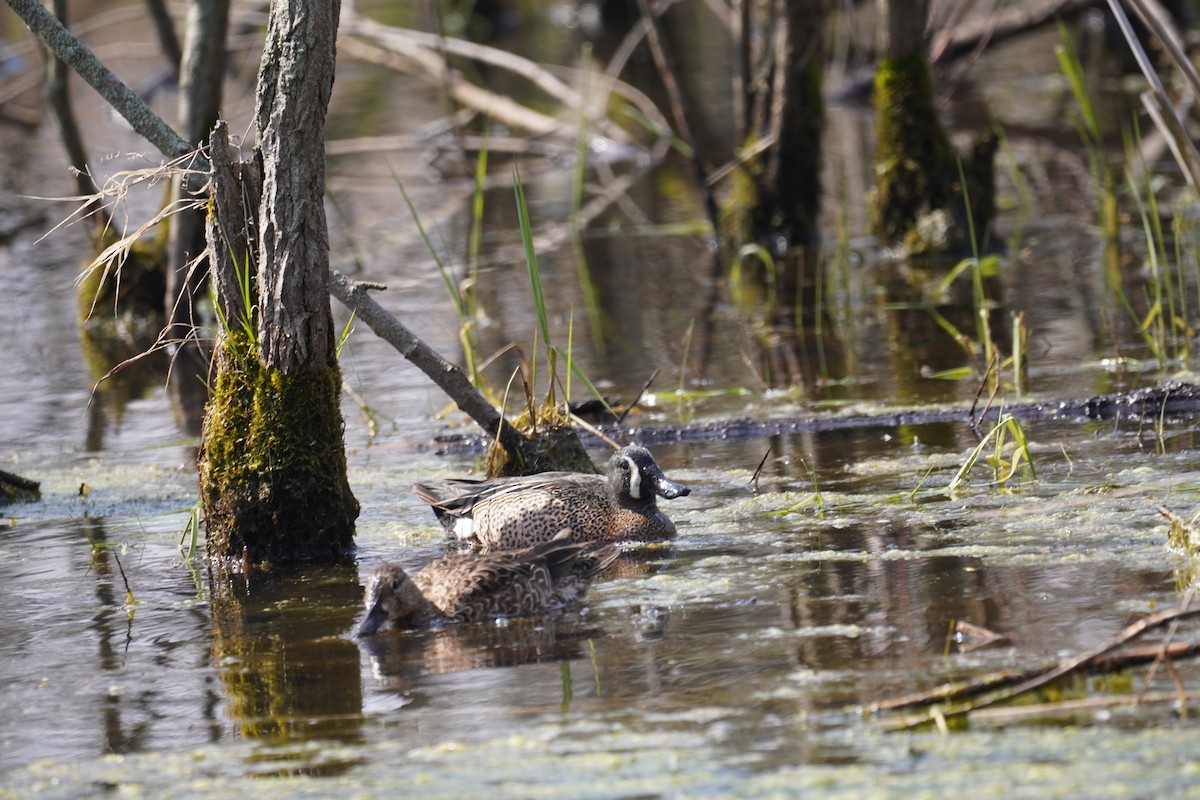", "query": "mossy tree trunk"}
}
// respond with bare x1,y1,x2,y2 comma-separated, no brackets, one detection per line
199,0,358,568
870,0,996,255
